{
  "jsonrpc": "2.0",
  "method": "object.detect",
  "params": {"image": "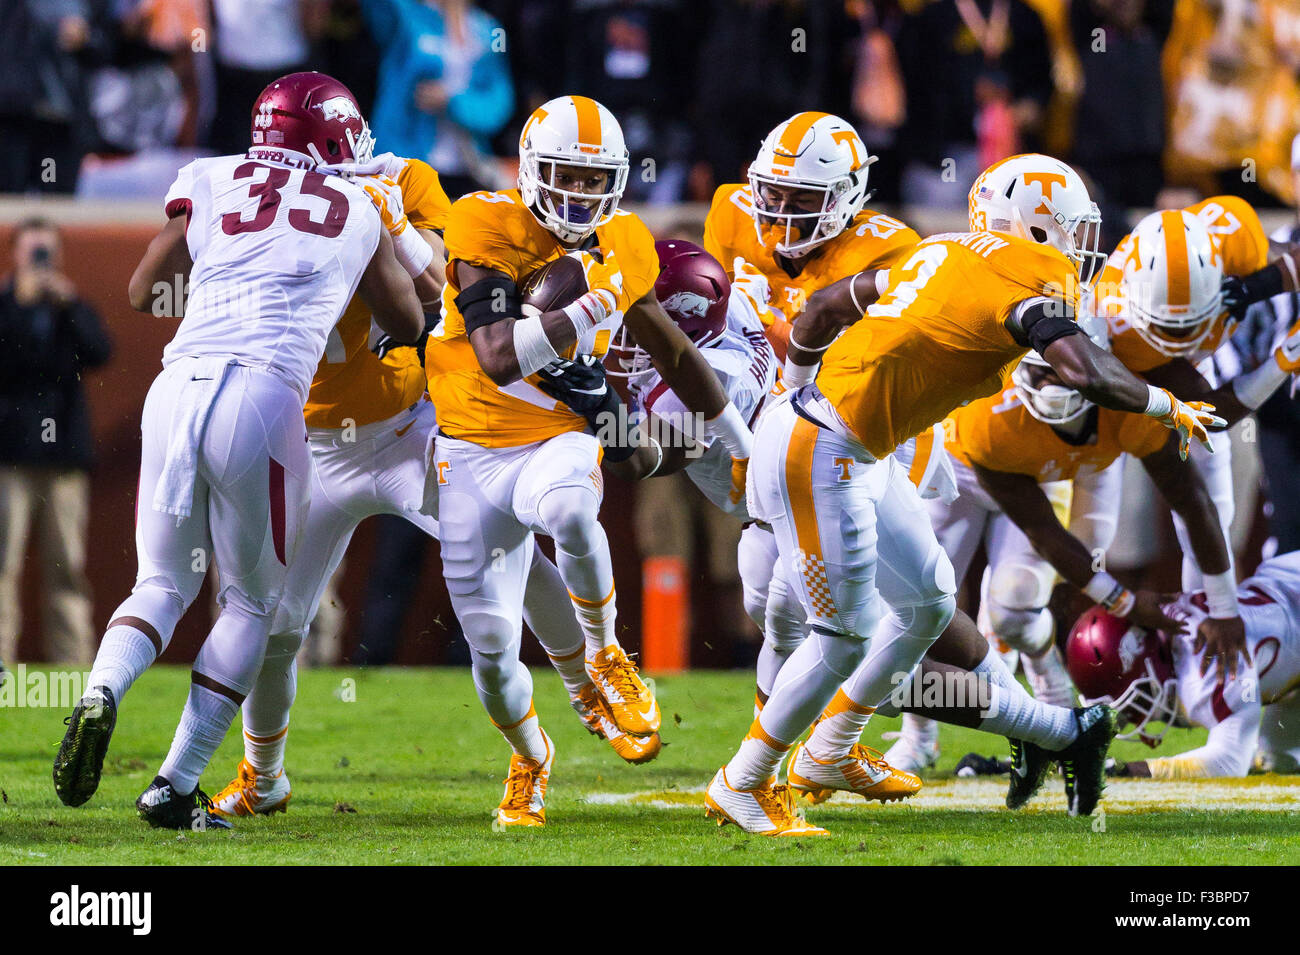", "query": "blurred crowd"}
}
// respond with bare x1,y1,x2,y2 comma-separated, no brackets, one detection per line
4,0,1300,222
6,0,1300,667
